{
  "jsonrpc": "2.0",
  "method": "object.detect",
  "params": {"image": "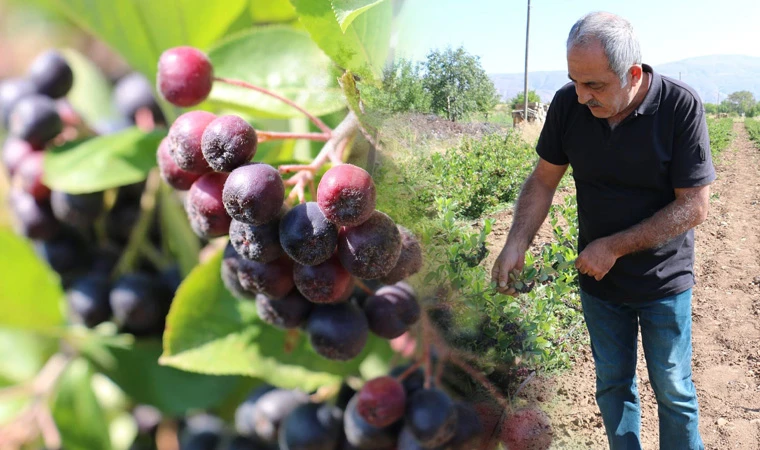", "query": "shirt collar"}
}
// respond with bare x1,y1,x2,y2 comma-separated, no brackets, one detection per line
634,64,660,116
